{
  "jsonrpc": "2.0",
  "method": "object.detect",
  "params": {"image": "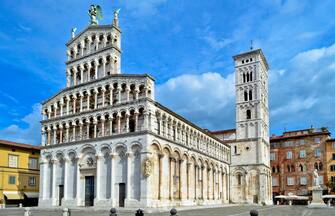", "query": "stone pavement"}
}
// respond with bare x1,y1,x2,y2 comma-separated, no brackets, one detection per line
1,205,335,216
